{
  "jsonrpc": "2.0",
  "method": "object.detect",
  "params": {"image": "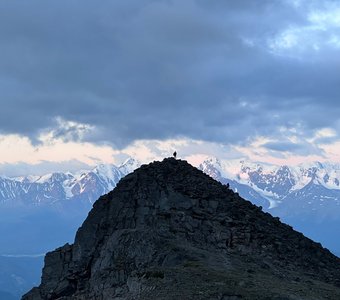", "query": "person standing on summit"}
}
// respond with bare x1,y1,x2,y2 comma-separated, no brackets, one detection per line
173,151,177,158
